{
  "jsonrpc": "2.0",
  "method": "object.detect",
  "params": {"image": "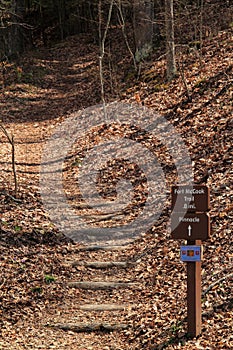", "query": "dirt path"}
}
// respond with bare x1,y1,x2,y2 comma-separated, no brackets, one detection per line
0,34,142,350
1,35,100,184
1,244,141,350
